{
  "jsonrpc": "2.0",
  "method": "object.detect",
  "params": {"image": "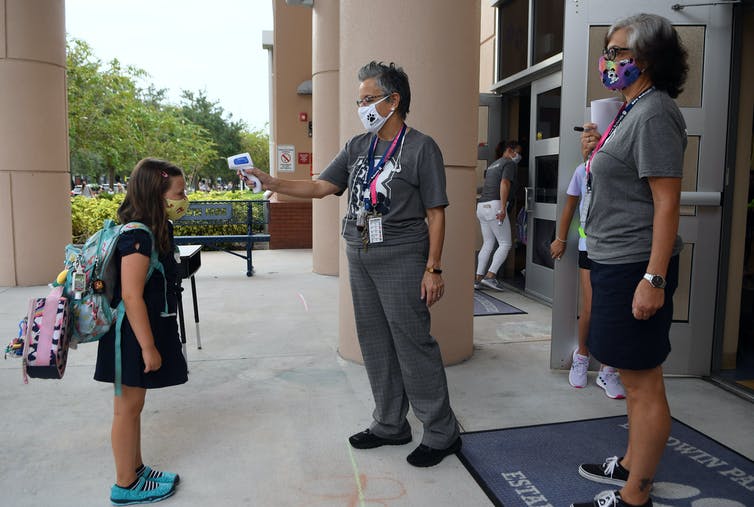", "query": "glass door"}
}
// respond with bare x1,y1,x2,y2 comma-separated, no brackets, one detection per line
525,71,562,302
